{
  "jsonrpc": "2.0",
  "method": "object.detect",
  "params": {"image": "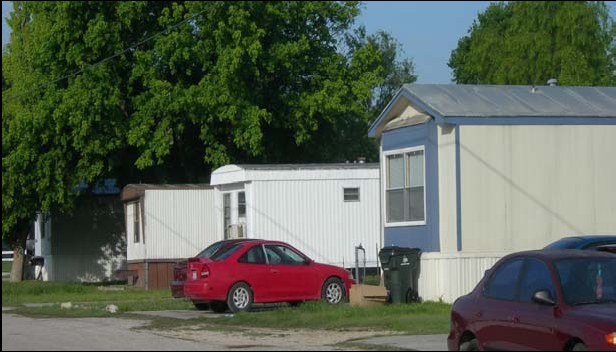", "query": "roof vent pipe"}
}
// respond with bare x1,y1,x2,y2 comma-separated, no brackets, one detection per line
547,78,558,86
